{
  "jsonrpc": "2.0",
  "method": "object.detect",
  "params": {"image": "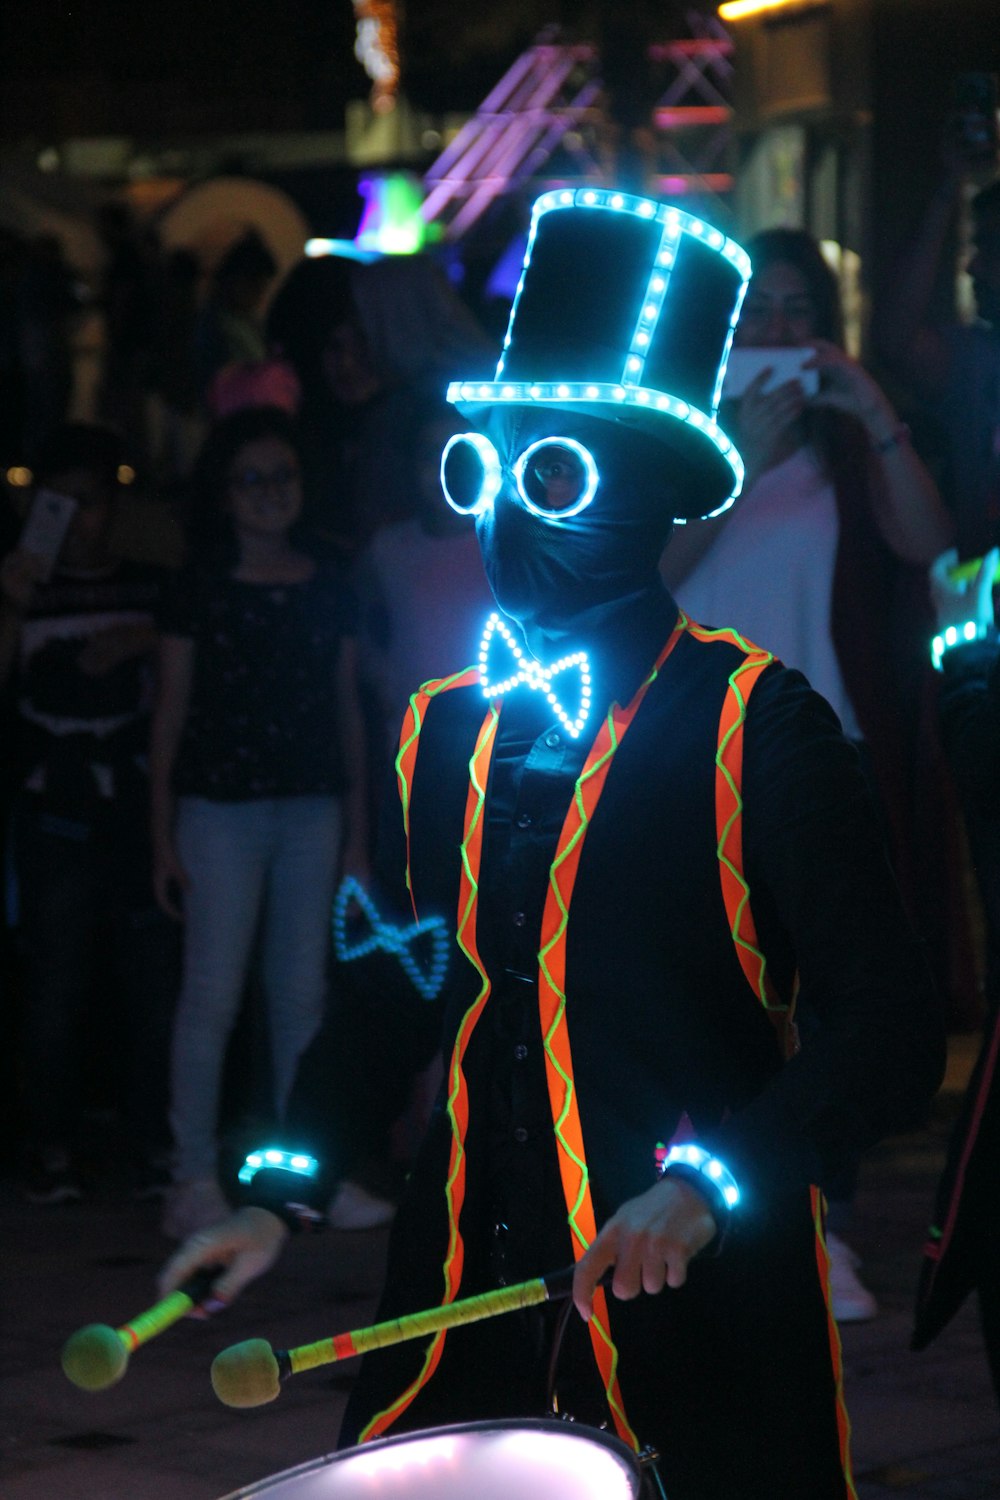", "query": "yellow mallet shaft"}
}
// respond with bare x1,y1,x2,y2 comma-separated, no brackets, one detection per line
289,1273,552,1374
211,1265,580,1407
